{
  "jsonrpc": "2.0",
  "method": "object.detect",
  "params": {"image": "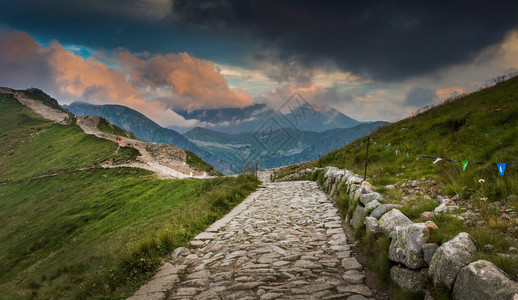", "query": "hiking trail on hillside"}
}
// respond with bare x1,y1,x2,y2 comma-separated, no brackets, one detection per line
6,88,211,179
129,171,376,300
76,115,211,179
